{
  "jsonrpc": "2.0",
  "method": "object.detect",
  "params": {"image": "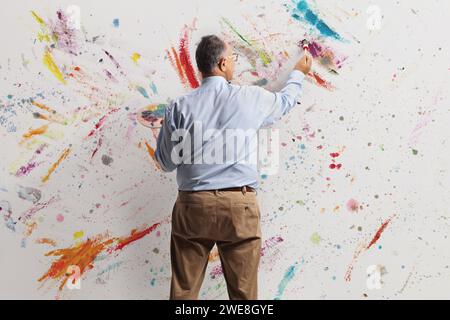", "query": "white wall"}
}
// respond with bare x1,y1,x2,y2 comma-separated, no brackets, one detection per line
1,0,449,299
